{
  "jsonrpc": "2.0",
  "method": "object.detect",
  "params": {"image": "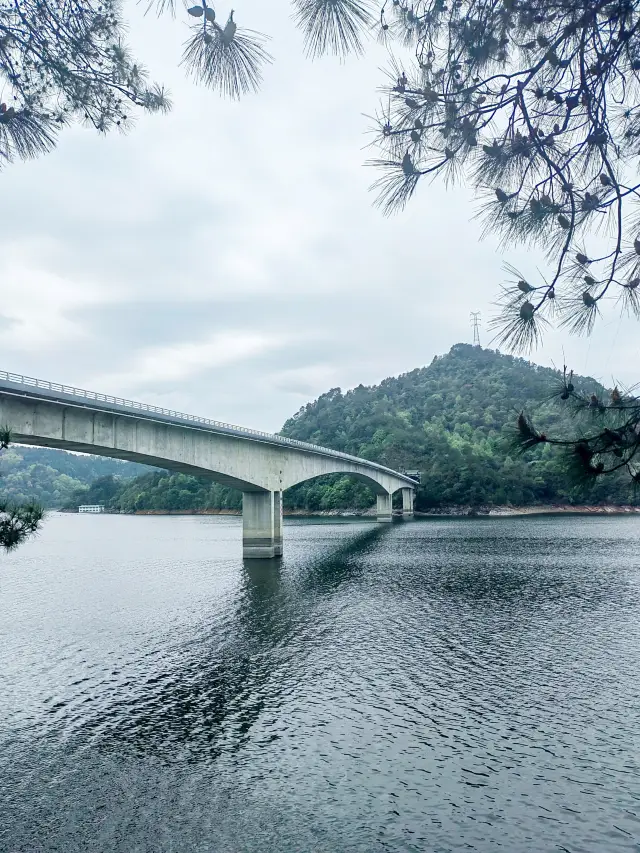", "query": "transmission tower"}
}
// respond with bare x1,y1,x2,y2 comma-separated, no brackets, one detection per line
470,312,482,347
